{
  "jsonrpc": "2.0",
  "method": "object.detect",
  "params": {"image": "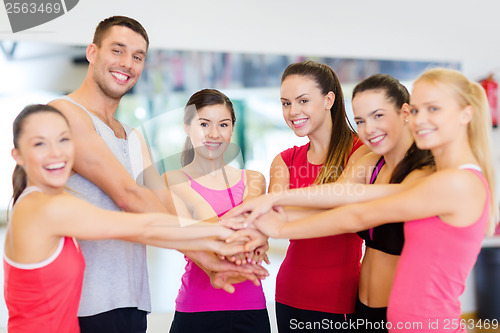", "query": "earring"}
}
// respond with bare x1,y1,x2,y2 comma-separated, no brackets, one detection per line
404,119,409,124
